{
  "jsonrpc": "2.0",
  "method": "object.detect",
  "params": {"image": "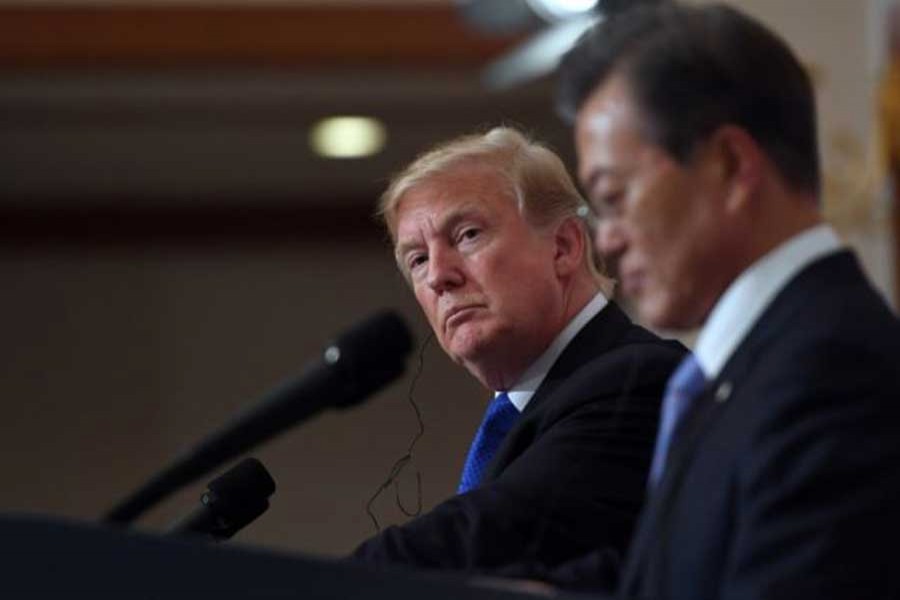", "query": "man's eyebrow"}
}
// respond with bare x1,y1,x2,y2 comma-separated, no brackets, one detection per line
582,165,623,196
582,167,608,195
394,203,484,259
440,206,480,234
394,238,420,264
